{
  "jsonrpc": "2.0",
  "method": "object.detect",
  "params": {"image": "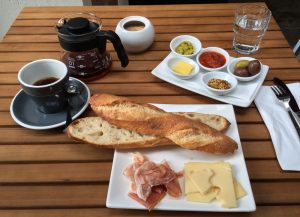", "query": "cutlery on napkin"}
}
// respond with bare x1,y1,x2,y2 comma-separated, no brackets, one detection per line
273,77,300,116
254,82,300,171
